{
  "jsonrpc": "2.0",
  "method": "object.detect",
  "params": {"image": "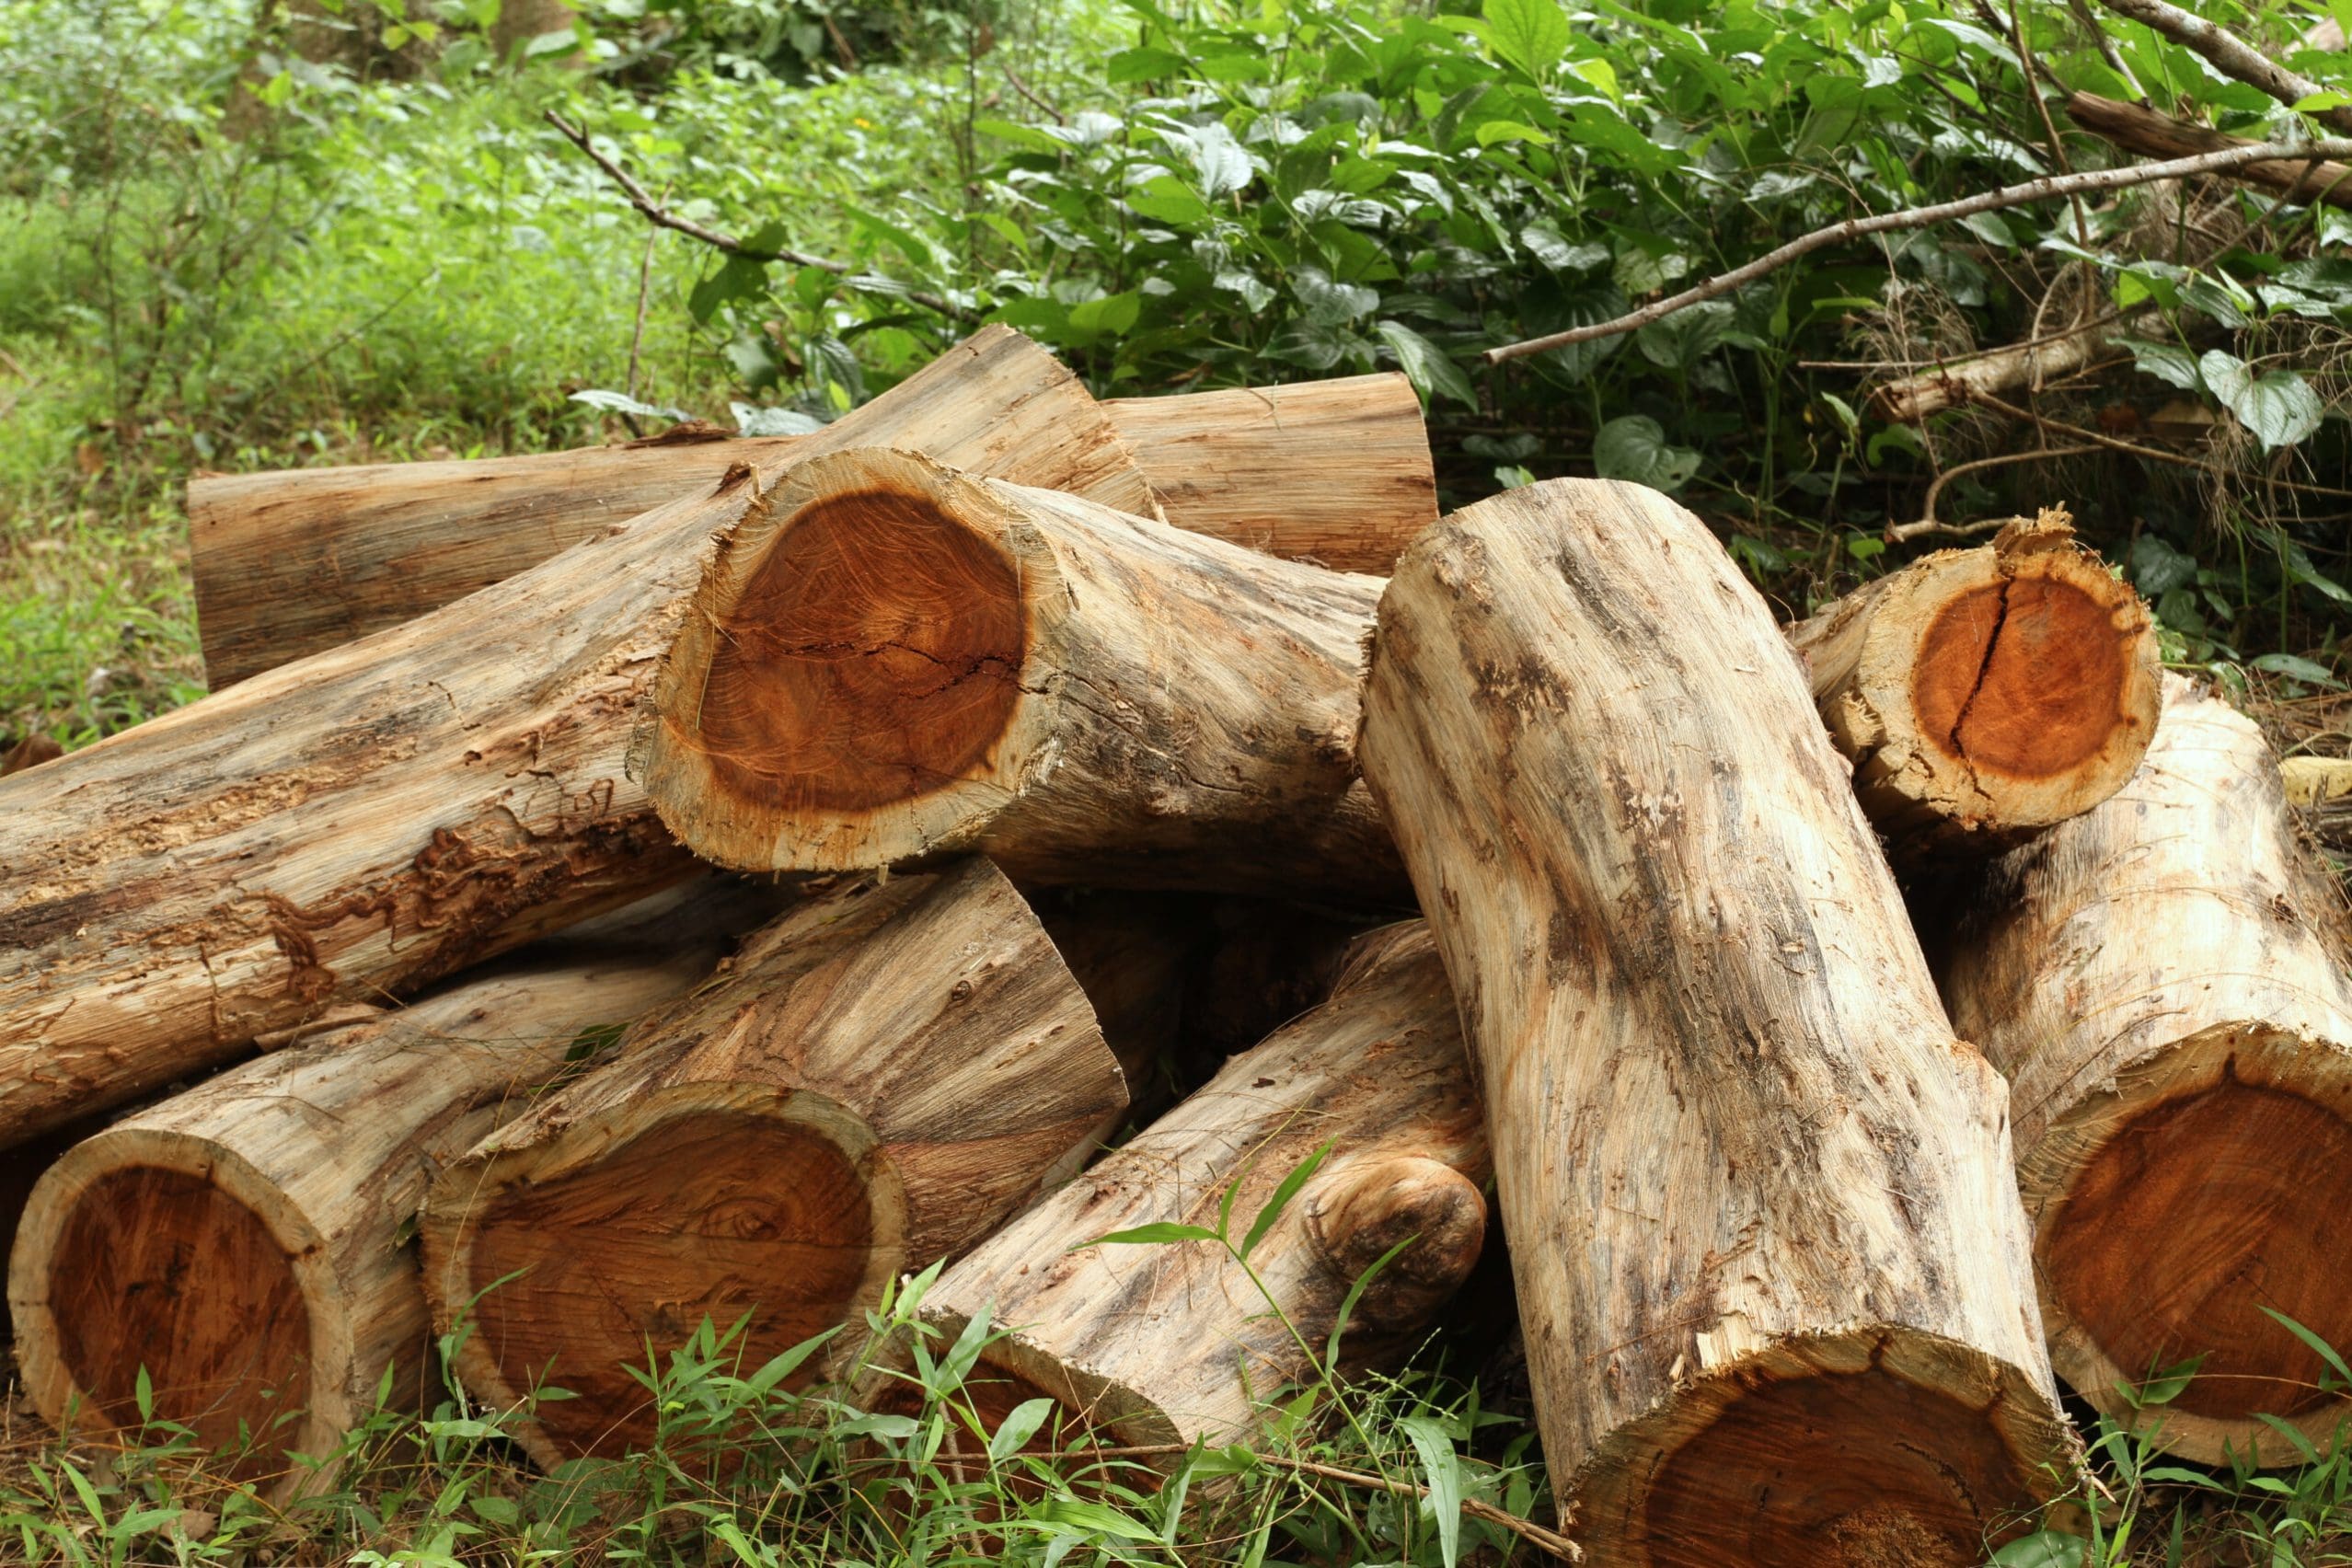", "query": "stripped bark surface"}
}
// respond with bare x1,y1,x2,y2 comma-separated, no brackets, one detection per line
187,375,1432,686
1943,677,2352,1464
8,879,764,1493
0,328,1150,1147
1788,510,2160,859
420,859,1124,1468
904,921,1485,1452
636,446,1404,900
1360,477,2073,1565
